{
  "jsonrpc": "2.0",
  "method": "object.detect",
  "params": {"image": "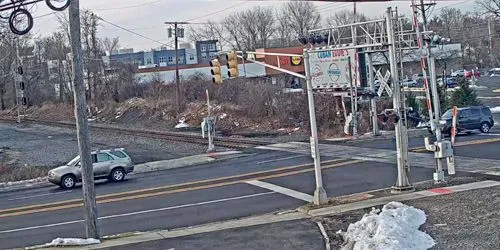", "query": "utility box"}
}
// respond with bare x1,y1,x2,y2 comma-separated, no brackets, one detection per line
435,141,453,158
